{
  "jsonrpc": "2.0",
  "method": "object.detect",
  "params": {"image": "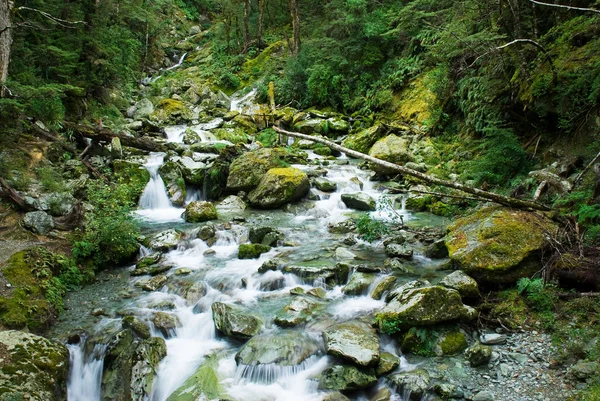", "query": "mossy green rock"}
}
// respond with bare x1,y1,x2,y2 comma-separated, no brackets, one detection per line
323,321,380,367
166,354,229,401
368,134,414,174
464,342,492,367
122,316,151,339
184,201,218,223
389,369,430,399
212,127,251,144
445,207,558,284
318,364,378,391
248,167,310,209
150,98,193,123
131,337,167,401
342,125,387,154
314,177,337,192
401,326,468,357
340,192,376,211
226,148,287,192
0,330,69,401
101,329,136,401
439,271,480,298
211,302,263,340
282,264,350,286
112,159,151,203
158,160,186,206
376,352,400,376
238,243,271,259
370,276,397,300
274,296,322,327
341,272,377,296
376,286,476,334
235,331,321,366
